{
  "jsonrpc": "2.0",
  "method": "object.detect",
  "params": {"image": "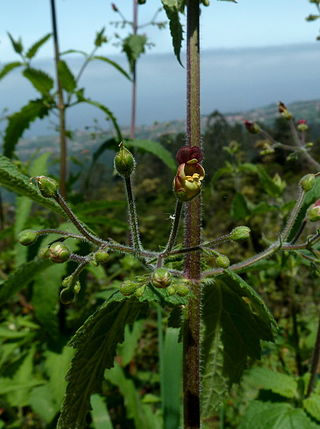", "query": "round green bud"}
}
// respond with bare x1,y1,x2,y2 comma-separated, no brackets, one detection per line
173,279,189,297
18,229,38,246
62,275,73,288
306,203,320,222
230,226,251,241
60,288,75,305
135,285,145,298
216,254,230,268
119,280,137,296
94,250,109,264
299,174,315,192
167,285,176,296
74,281,81,294
114,143,135,177
202,0,210,5
34,176,59,198
151,268,172,289
49,243,71,263
306,142,314,148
